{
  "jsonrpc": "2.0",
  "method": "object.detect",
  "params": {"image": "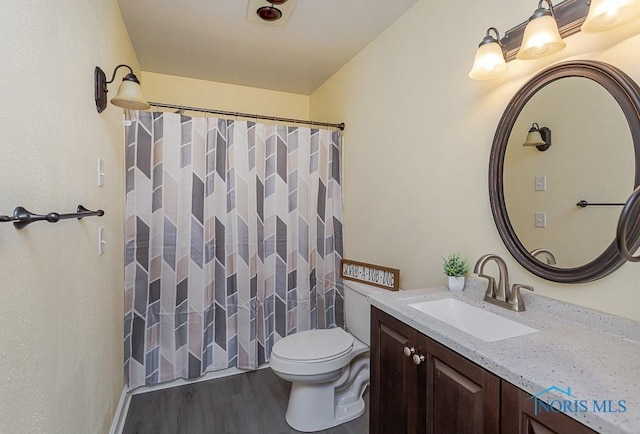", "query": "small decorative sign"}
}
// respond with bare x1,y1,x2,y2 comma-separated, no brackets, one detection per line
340,259,400,291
